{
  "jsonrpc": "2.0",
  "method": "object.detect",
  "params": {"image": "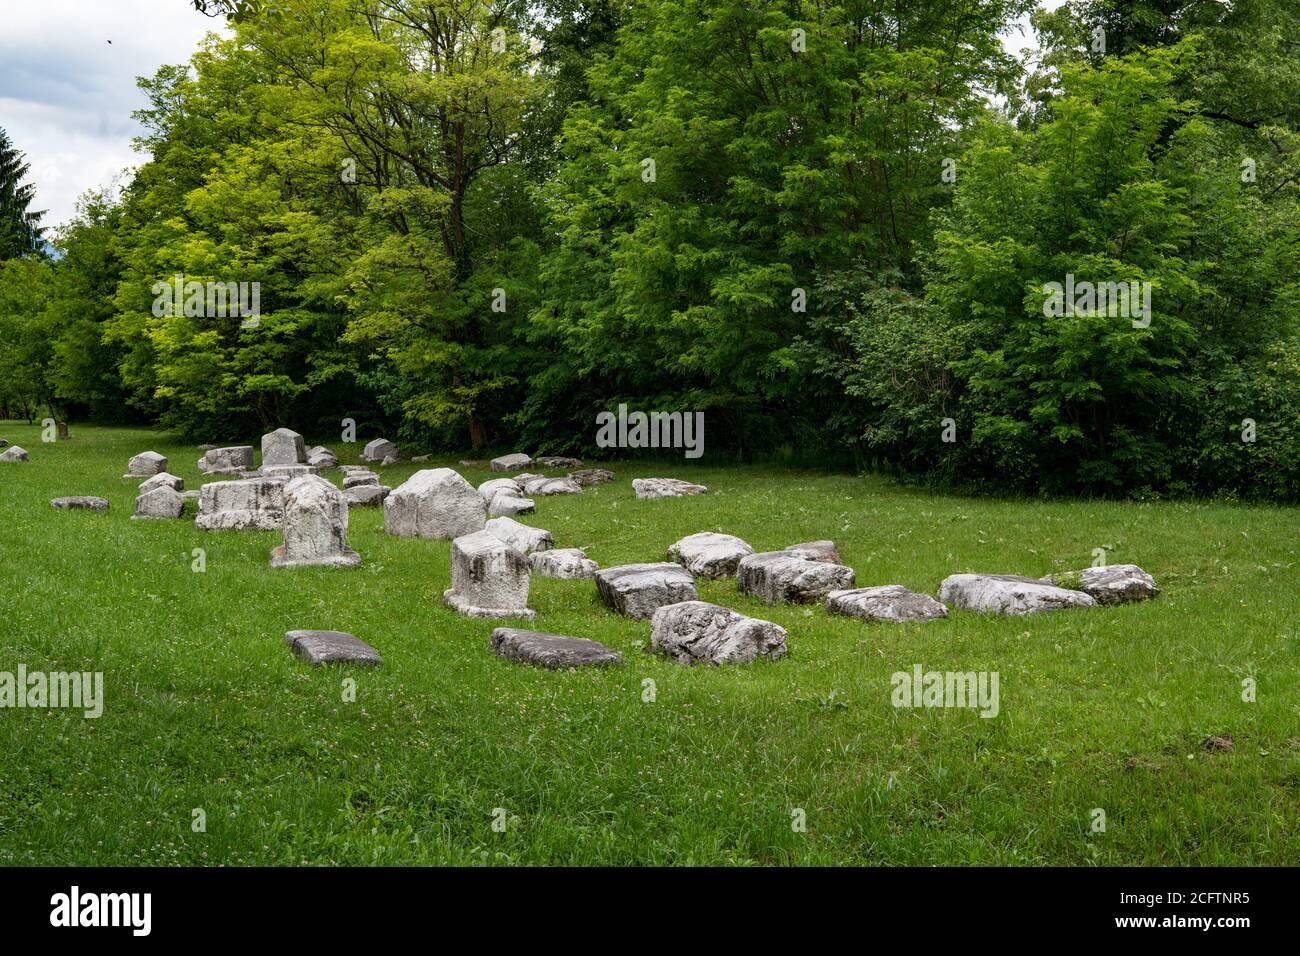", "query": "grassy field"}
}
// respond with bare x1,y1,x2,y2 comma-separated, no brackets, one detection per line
1,421,1297,866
